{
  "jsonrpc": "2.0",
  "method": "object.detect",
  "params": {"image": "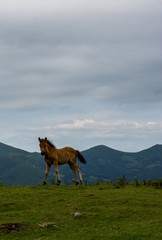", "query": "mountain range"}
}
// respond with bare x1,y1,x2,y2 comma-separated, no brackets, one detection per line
0,142,162,186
